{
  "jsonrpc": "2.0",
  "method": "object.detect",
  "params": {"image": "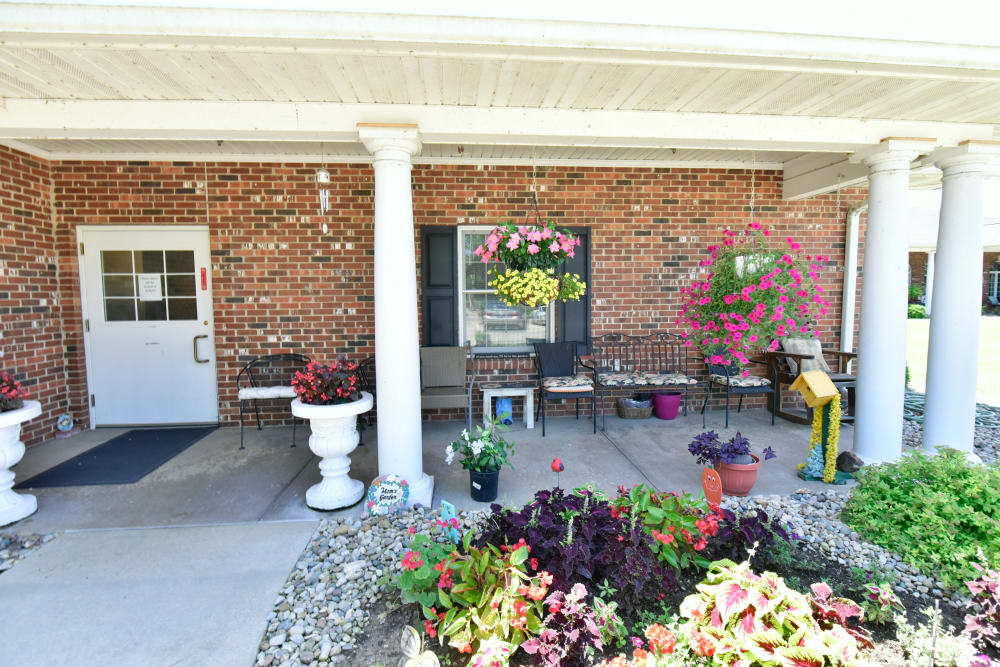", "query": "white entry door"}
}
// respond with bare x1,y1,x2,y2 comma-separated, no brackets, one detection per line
80,227,218,426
